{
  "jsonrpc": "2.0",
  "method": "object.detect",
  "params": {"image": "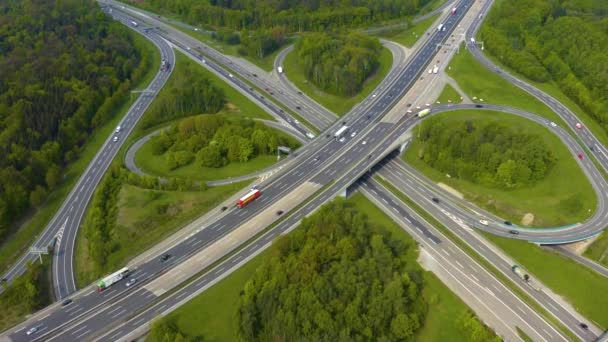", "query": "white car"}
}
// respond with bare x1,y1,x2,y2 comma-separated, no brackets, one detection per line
126,278,137,287
415,106,421,110
26,327,38,336
362,140,367,145
112,136,118,142
339,137,346,143
549,121,557,127
575,122,582,129
202,59,206,64
372,94,377,98
407,110,413,114
228,73,233,78
186,46,191,51
115,125,121,133
351,132,357,137
294,120,300,124
479,219,489,226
